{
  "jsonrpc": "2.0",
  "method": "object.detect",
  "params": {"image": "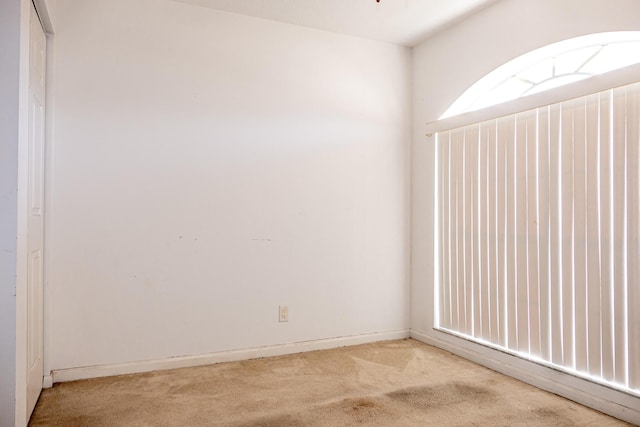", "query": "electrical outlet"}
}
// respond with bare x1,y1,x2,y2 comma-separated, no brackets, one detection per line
279,305,289,322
